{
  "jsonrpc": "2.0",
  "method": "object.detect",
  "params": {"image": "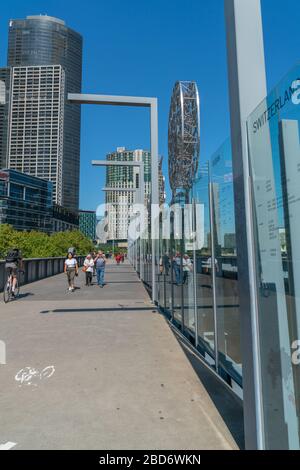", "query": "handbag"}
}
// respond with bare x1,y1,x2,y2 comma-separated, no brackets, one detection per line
82,265,87,273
